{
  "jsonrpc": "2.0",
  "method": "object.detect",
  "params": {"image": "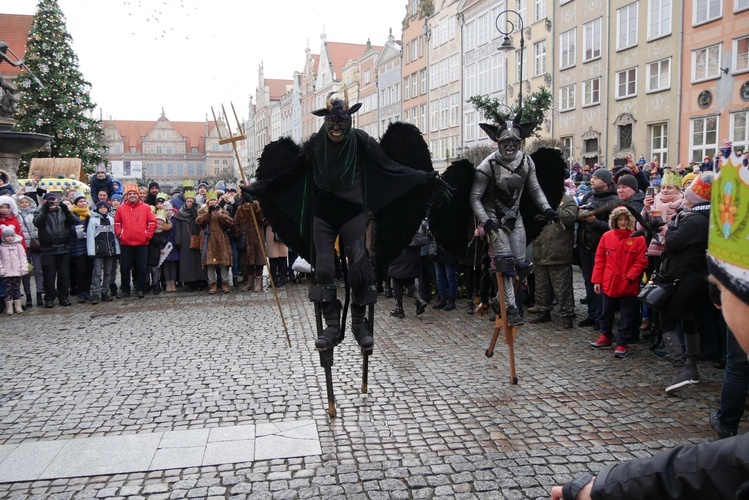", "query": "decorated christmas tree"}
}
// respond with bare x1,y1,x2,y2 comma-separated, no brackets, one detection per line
13,0,104,175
